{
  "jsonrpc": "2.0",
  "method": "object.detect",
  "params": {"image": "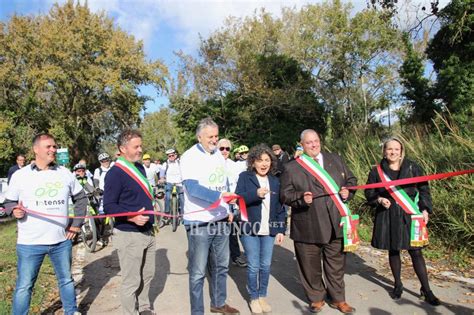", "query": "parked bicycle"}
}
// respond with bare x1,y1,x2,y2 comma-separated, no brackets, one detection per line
80,189,113,252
